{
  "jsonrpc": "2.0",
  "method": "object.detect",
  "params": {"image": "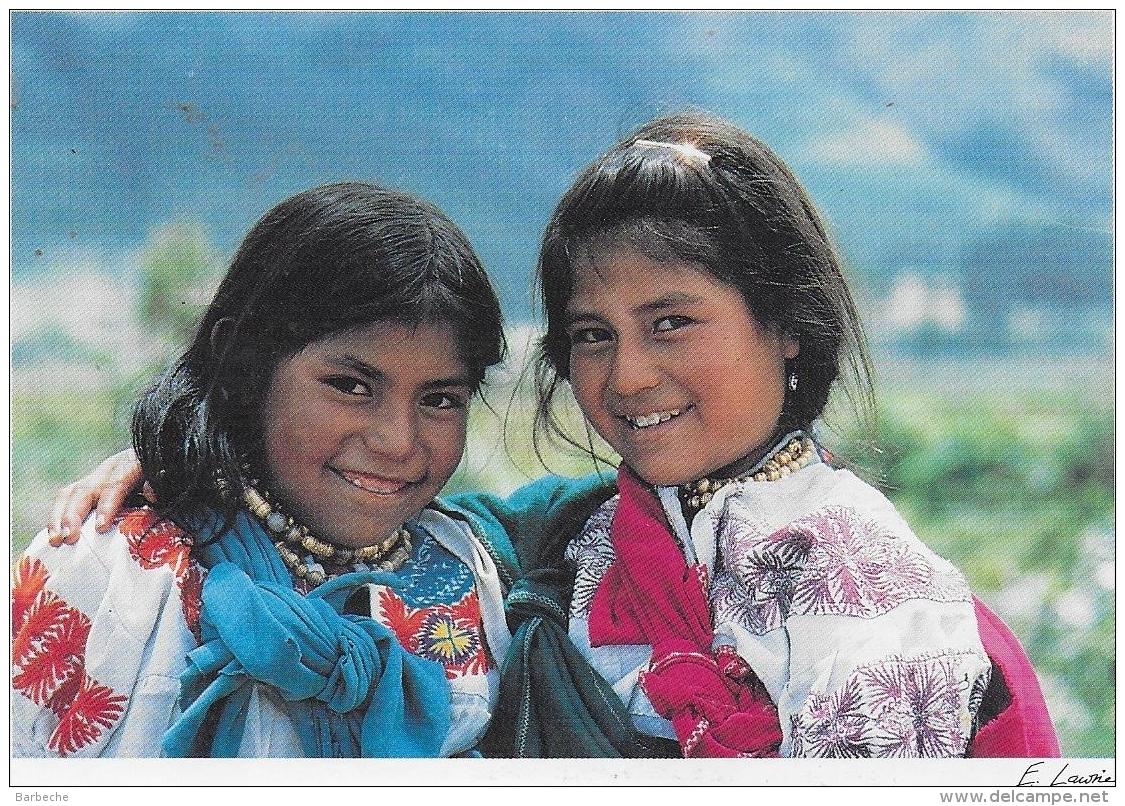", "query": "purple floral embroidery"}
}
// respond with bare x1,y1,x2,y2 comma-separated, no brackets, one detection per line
710,571,753,632
566,496,618,619
790,652,984,758
718,523,810,633
715,505,968,632
790,675,878,758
